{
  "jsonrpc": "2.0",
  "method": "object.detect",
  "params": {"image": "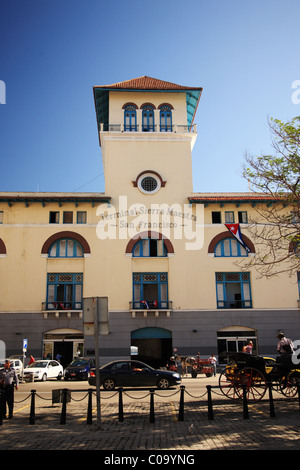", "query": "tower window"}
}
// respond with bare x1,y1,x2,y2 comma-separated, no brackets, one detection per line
142,105,155,132
124,105,137,131
160,106,172,132
137,172,161,194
